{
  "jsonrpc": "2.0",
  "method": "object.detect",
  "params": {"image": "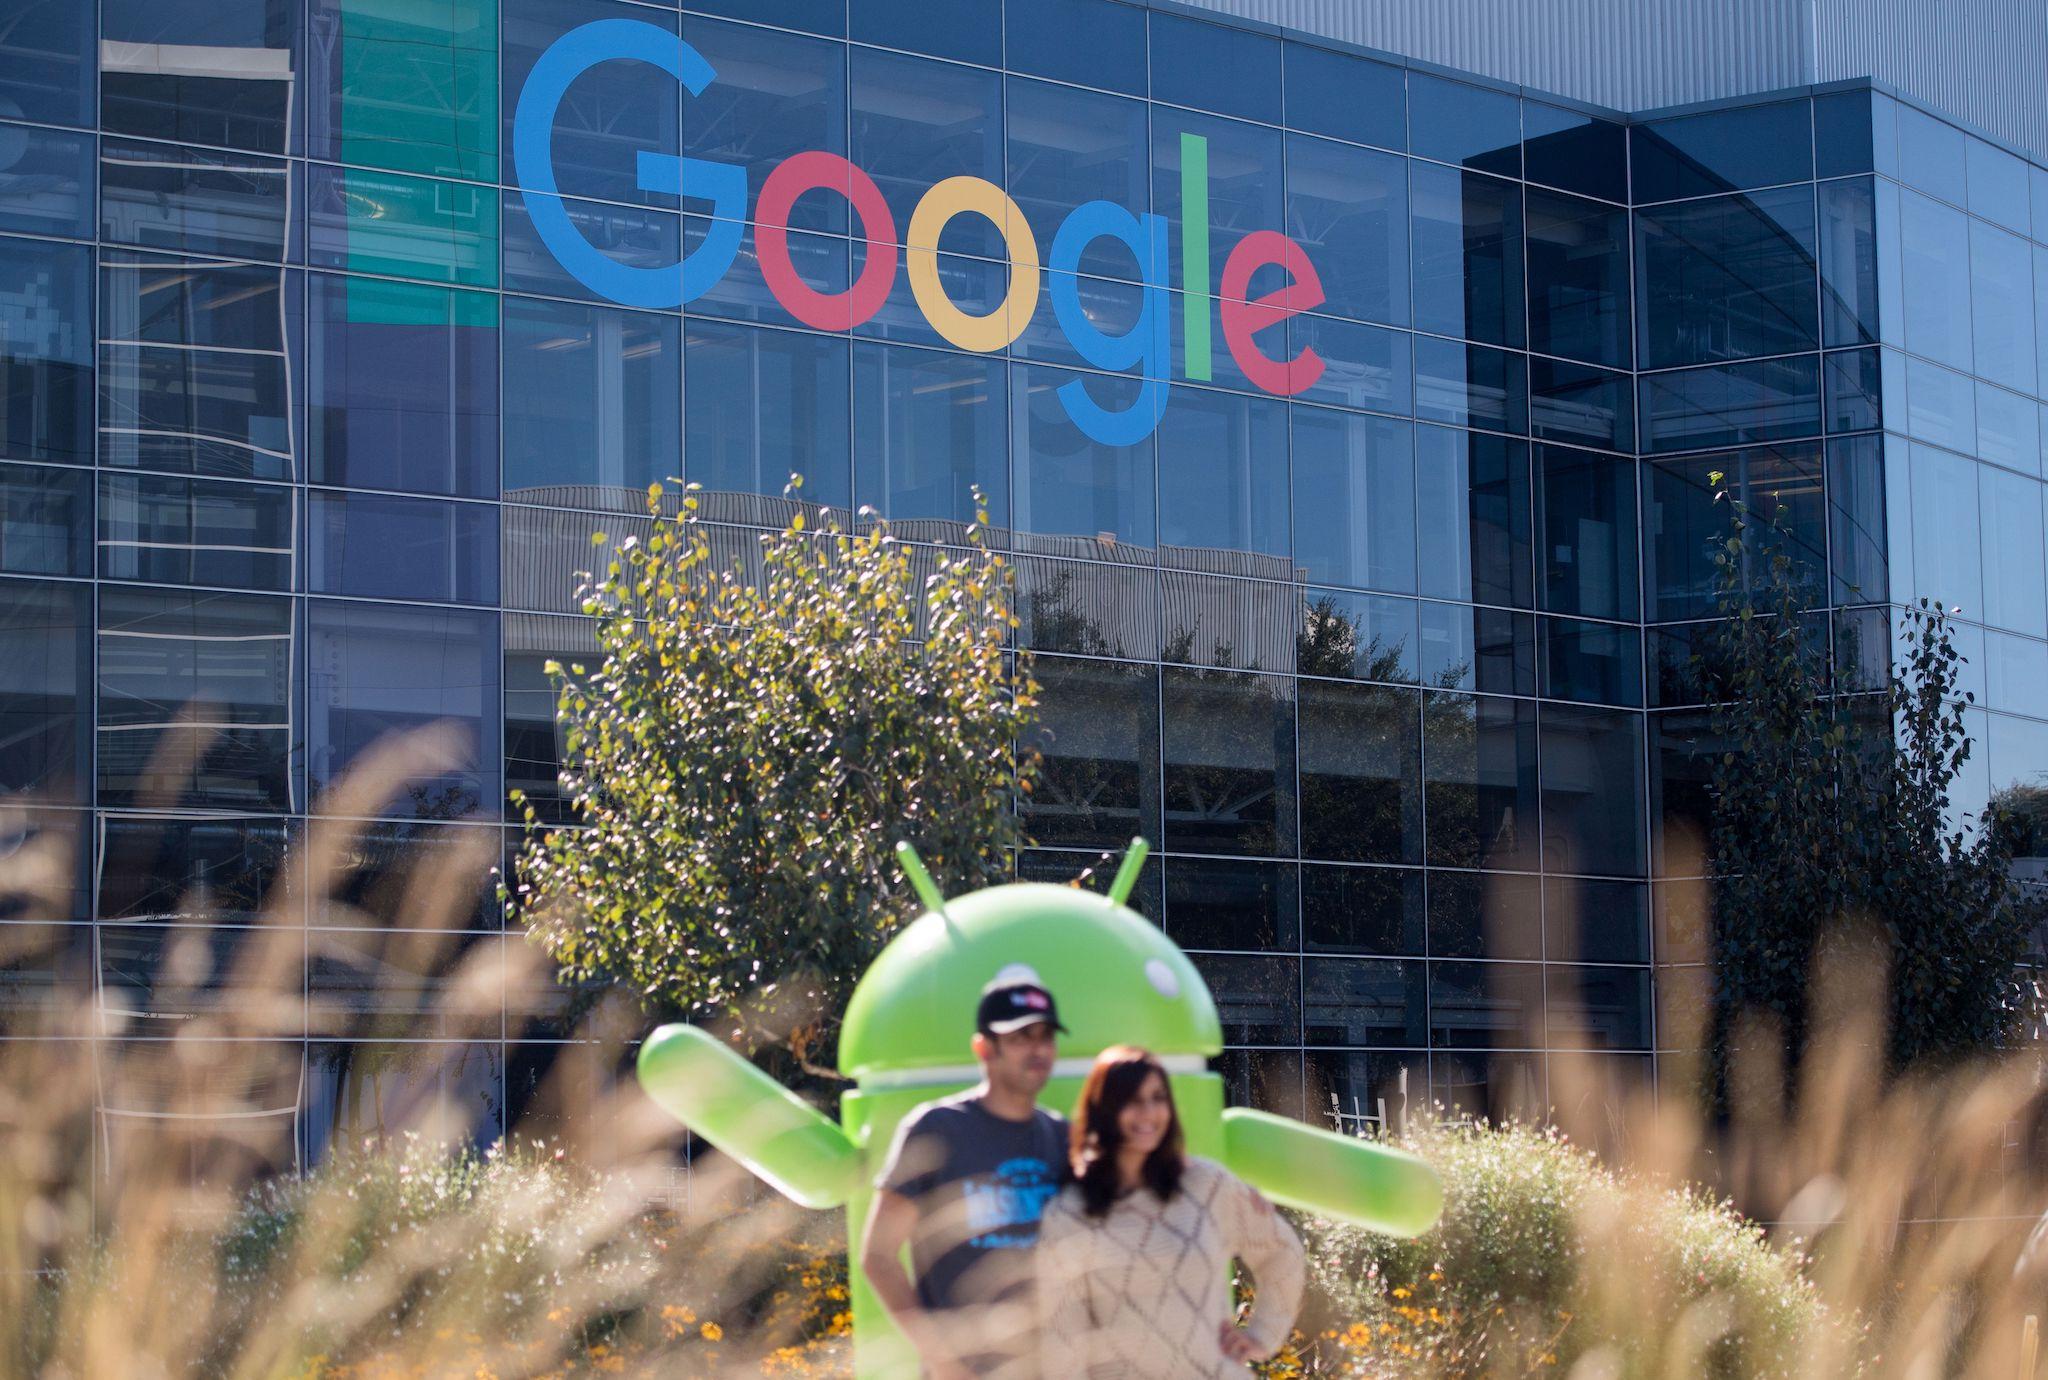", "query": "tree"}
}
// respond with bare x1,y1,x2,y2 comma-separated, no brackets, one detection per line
505,486,1039,1072
1704,494,2039,1082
